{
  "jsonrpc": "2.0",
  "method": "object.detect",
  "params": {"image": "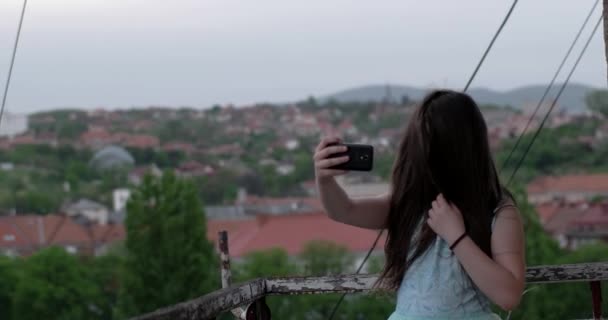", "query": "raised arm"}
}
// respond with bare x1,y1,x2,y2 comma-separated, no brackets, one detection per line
314,137,390,230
